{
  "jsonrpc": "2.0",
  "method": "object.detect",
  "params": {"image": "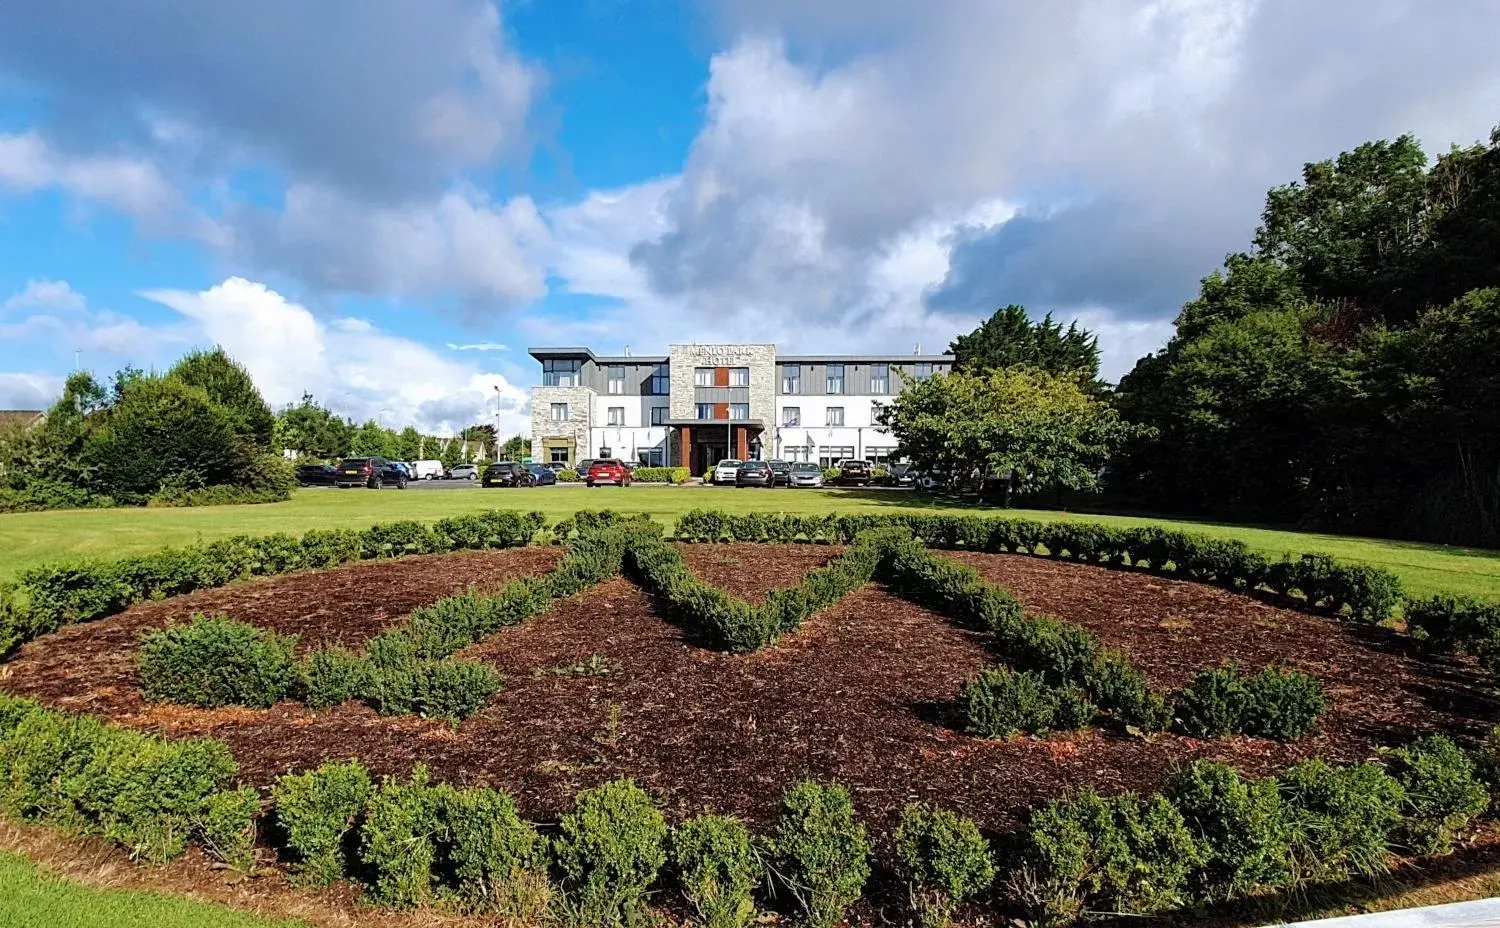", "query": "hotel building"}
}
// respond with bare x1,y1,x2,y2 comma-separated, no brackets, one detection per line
528,343,953,474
